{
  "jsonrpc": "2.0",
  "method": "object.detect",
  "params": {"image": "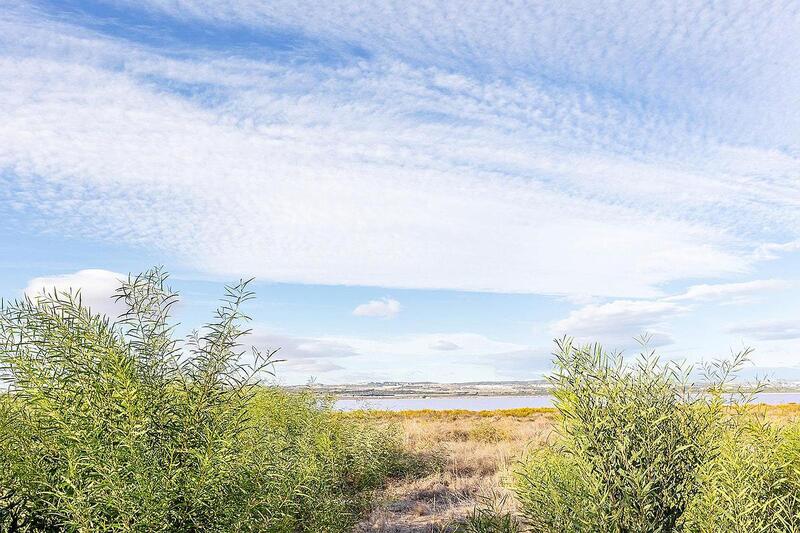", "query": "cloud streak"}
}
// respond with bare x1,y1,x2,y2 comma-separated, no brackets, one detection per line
1,3,799,300
550,278,790,348
665,280,790,303
245,329,533,383
726,321,800,342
